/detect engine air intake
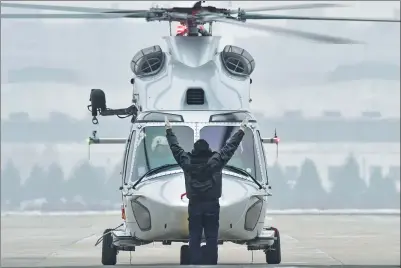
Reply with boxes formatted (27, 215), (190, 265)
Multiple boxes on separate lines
(186, 88), (205, 105)
(220, 45), (255, 77)
(131, 45), (165, 77)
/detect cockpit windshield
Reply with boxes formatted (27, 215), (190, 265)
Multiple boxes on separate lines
(199, 126), (261, 181)
(131, 126), (194, 181)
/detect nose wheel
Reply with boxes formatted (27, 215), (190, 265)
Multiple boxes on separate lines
(180, 245), (190, 265)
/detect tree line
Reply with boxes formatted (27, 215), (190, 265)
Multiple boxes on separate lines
(2, 111), (400, 143)
(1, 154), (399, 211)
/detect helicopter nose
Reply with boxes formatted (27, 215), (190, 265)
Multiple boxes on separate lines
(157, 173), (189, 206)
(220, 173), (254, 205)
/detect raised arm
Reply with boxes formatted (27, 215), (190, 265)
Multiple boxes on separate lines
(207, 118), (249, 170)
(207, 128), (245, 171)
(165, 117), (190, 168)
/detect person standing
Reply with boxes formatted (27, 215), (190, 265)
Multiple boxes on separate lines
(164, 117), (249, 264)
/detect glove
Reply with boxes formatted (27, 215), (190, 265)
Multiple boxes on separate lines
(165, 116), (172, 130)
(240, 117), (249, 131)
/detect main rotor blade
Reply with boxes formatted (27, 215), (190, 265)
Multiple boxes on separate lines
(215, 18), (361, 44)
(0, 13), (145, 19)
(242, 13), (401, 23)
(168, 12), (191, 20)
(0, 2), (144, 13)
(200, 14), (227, 22)
(231, 3), (346, 13)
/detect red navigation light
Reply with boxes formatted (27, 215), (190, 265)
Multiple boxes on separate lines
(121, 205), (126, 220)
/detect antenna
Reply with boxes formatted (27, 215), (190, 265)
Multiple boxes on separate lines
(88, 130), (97, 161)
(274, 128), (279, 160)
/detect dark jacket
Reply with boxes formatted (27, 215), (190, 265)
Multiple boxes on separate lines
(165, 128), (245, 202)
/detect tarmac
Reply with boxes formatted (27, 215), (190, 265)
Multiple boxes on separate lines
(1, 214), (400, 267)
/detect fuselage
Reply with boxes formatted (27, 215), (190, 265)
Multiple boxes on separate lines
(121, 36), (268, 242)
(120, 110), (270, 242)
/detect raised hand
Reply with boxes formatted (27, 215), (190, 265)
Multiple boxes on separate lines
(165, 116), (172, 130)
(240, 117), (249, 131)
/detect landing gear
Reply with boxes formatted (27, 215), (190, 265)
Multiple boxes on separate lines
(101, 229), (117, 265)
(265, 228), (281, 264)
(180, 245), (190, 265)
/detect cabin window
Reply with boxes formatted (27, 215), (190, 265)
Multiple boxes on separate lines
(131, 126), (194, 181)
(122, 130), (135, 184)
(199, 126), (262, 182)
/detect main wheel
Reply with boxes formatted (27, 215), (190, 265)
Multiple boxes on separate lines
(180, 245), (190, 265)
(101, 229), (117, 265)
(265, 227), (281, 264)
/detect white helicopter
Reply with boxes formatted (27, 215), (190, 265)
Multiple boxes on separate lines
(2, 1), (399, 265)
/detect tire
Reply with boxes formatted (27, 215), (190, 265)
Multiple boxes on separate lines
(265, 227), (281, 264)
(101, 229), (117, 265)
(180, 245), (190, 265)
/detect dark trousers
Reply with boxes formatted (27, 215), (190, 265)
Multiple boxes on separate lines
(188, 200), (220, 265)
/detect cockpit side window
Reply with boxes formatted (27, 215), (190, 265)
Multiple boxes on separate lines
(256, 130), (269, 184)
(122, 130), (136, 184)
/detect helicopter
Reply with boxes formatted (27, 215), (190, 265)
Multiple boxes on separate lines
(1, 1), (399, 265)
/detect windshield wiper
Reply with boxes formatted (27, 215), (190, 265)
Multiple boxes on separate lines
(224, 165), (263, 189)
(132, 163), (180, 189)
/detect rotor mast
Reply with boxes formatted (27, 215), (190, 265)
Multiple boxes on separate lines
(187, 1), (204, 36)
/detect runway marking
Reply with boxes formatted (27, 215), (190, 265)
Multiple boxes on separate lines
(365, 215), (401, 222)
(74, 234), (98, 244)
(2, 215), (399, 266)
(70, 232), (98, 245)
(281, 234), (343, 265)
(283, 234), (300, 242)
(312, 235), (379, 238)
(46, 232), (98, 259)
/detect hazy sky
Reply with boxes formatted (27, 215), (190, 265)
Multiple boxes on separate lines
(2, 0), (399, 51)
(1, 1), (399, 200)
(2, 1), (399, 51)
(1, 1), (400, 119)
